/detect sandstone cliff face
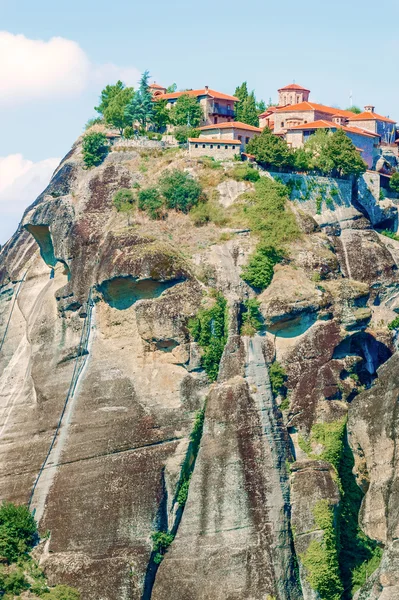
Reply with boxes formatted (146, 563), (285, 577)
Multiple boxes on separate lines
(1, 138), (399, 600)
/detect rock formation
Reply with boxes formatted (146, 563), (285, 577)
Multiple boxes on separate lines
(1, 136), (399, 599)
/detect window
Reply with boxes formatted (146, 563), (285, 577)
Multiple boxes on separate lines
(195, 144), (198, 148)
(238, 135), (242, 141)
(281, 121), (285, 127)
(217, 145), (221, 149)
(202, 144), (206, 148)
(304, 121), (307, 124)
(225, 145), (228, 149)
(232, 146), (236, 149)
(214, 117), (218, 124)
(245, 137), (250, 144)
(227, 104), (231, 110)
(210, 144), (213, 148)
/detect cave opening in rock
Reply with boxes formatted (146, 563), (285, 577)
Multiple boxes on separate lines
(26, 224), (57, 267)
(334, 332), (391, 392)
(265, 310), (318, 338)
(25, 224), (71, 280)
(98, 276), (184, 310)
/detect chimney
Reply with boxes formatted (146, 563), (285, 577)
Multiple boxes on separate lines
(205, 85), (209, 92)
(364, 105), (375, 113)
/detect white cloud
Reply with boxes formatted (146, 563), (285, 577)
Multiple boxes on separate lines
(0, 31), (141, 106)
(0, 154), (60, 245)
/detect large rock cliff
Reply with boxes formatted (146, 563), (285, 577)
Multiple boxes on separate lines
(1, 137), (399, 599)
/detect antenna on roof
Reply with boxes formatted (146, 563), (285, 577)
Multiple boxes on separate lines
(349, 90), (353, 107)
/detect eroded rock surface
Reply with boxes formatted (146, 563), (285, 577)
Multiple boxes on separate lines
(1, 138), (399, 600)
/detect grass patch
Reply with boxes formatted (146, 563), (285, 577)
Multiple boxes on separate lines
(236, 178), (300, 290)
(188, 292), (229, 382)
(379, 230), (399, 242)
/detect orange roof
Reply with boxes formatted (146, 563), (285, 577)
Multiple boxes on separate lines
(347, 111), (396, 124)
(149, 82), (165, 89)
(278, 83), (310, 92)
(276, 101), (354, 118)
(259, 106), (278, 118)
(156, 88), (239, 102)
(199, 121), (261, 132)
(286, 119), (380, 138)
(189, 138), (239, 144)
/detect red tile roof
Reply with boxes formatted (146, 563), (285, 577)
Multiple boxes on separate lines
(259, 106), (278, 118)
(156, 88), (239, 102)
(189, 138), (239, 144)
(199, 121), (262, 132)
(278, 83), (310, 92)
(276, 101), (354, 118)
(286, 119), (380, 138)
(347, 111), (396, 124)
(149, 82), (165, 89)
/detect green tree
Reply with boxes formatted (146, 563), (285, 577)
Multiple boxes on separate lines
(390, 172), (399, 194)
(324, 129), (367, 177)
(293, 147), (311, 171)
(159, 169), (203, 213)
(95, 80), (125, 116)
(82, 132), (109, 168)
(166, 83), (177, 93)
(138, 187), (163, 219)
(169, 94), (203, 127)
(303, 129), (333, 173)
(174, 126), (200, 143)
(257, 99), (267, 114)
(103, 87), (135, 134)
(113, 188), (135, 212)
(152, 99), (170, 131)
(0, 502), (37, 564)
(240, 91), (259, 127)
(246, 127), (293, 169)
(345, 106), (362, 114)
(124, 70), (154, 129)
(234, 82), (249, 121)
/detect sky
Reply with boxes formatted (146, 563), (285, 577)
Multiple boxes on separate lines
(1, 0), (399, 243)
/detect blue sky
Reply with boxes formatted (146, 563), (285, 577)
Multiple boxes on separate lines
(1, 0), (399, 243)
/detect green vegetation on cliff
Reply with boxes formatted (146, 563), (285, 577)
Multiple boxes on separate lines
(176, 408), (205, 507)
(238, 177), (300, 290)
(338, 441), (382, 598)
(269, 361), (288, 398)
(301, 500), (343, 600)
(240, 298), (263, 336)
(188, 292), (228, 381)
(82, 132), (109, 168)
(0, 502), (80, 599)
(299, 420), (382, 598)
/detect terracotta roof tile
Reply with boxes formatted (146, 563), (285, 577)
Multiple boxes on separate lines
(278, 83), (310, 92)
(149, 82), (165, 89)
(347, 111), (396, 124)
(157, 89), (239, 102)
(199, 121), (262, 132)
(286, 119), (380, 138)
(276, 101), (354, 118)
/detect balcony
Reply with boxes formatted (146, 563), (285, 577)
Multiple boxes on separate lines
(210, 104), (235, 118)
